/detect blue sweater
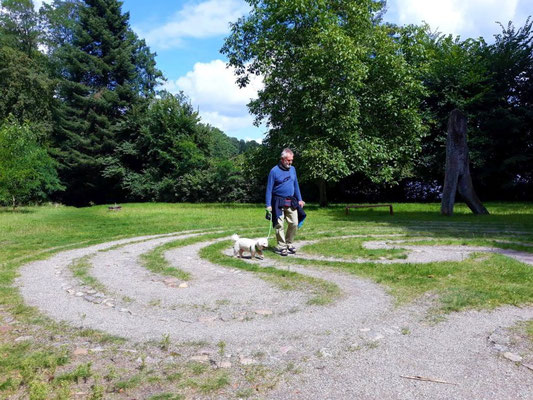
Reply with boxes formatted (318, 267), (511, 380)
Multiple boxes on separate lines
(265, 164), (302, 207)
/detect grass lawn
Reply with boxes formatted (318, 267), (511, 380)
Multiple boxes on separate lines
(1, 201), (532, 399)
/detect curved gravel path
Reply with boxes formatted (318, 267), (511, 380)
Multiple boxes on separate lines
(15, 231), (533, 399)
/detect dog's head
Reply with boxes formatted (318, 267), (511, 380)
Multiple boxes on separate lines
(255, 238), (269, 250)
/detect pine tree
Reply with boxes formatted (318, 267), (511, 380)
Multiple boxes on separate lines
(50, 0), (161, 205)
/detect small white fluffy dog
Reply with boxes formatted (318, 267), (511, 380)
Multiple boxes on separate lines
(232, 234), (268, 260)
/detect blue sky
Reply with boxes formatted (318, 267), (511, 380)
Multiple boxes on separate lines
(36, 0), (532, 142)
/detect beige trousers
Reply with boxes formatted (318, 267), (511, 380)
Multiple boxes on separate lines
(275, 206), (298, 249)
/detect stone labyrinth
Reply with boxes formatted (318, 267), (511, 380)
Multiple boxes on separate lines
(16, 229), (533, 399)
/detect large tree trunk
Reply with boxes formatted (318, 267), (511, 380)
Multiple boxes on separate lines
(317, 178), (328, 207)
(441, 109), (488, 216)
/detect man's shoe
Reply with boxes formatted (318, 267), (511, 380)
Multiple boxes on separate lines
(287, 246), (296, 254)
(279, 248), (288, 256)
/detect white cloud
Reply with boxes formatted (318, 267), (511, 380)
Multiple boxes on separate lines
(141, 0), (249, 49)
(391, 0), (522, 39)
(162, 59), (265, 138)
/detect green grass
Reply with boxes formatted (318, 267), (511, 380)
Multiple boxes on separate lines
(200, 240), (341, 305)
(301, 236), (408, 260)
(0, 341), (70, 398)
(283, 251), (533, 311)
(1, 201), (533, 398)
(139, 231), (237, 280)
(69, 256), (106, 292)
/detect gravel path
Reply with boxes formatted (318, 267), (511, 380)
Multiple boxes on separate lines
(15, 232), (533, 399)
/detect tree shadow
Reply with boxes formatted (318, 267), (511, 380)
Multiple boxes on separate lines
(0, 207), (35, 214)
(323, 203), (533, 239)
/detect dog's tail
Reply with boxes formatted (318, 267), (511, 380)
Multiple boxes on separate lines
(231, 234), (239, 241)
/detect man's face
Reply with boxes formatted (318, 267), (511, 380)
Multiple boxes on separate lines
(281, 154), (294, 169)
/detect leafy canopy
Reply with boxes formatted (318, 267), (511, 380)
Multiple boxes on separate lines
(222, 0), (426, 187)
(0, 119), (63, 208)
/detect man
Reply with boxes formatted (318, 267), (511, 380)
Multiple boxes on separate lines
(265, 148), (306, 256)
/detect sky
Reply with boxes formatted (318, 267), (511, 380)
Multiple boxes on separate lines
(35, 0), (532, 142)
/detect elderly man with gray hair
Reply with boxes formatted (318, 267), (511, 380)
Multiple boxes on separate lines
(265, 148), (306, 256)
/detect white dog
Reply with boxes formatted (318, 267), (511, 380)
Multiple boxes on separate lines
(232, 234), (268, 260)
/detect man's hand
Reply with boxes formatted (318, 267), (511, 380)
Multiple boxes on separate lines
(266, 206), (272, 212)
(299, 200), (305, 208)
(265, 206), (272, 221)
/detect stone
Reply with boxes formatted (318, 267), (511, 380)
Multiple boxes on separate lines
(523, 363), (533, 371)
(89, 347), (105, 353)
(118, 349), (138, 353)
(75, 292), (85, 297)
(190, 355), (209, 363)
(280, 346), (293, 354)
(86, 289), (97, 294)
(319, 348), (332, 357)
(66, 289), (75, 294)
(359, 328), (370, 332)
(163, 278), (180, 287)
(493, 344), (508, 352)
(73, 348), (88, 356)
(178, 282), (189, 288)
(119, 308), (131, 314)
(254, 309), (273, 316)
(371, 333), (384, 341)
(14, 336), (33, 342)
(239, 357), (255, 365)
(503, 352), (523, 362)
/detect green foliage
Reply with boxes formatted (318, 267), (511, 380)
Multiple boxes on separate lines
(104, 91), (256, 202)
(0, 46), (55, 130)
(49, 0), (162, 205)
(0, 1), (55, 132)
(405, 18), (533, 200)
(0, 120), (63, 207)
(222, 0), (426, 202)
(0, 0), (42, 56)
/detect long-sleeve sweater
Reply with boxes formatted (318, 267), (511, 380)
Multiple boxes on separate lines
(265, 164), (302, 207)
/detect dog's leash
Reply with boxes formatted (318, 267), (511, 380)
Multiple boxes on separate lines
(265, 209), (273, 239)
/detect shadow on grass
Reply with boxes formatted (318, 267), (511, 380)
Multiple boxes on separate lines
(320, 203), (533, 238)
(0, 207), (35, 214)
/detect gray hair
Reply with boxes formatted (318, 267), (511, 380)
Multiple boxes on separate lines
(280, 148), (294, 159)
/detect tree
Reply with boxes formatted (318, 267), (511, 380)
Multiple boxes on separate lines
(0, 46), (55, 130)
(48, 0), (162, 205)
(407, 19), (533, 200)
(222, 0), (425, 205)
(0, 119), (63, 208)
(471, 19), (533, 199)
(102, 92), (210, 201)
(0, 0), (41, 56)
(0, 0), (55, 132)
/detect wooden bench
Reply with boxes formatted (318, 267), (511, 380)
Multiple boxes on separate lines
(108, 205), (122, 211)
(345, 204), (393, 215)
